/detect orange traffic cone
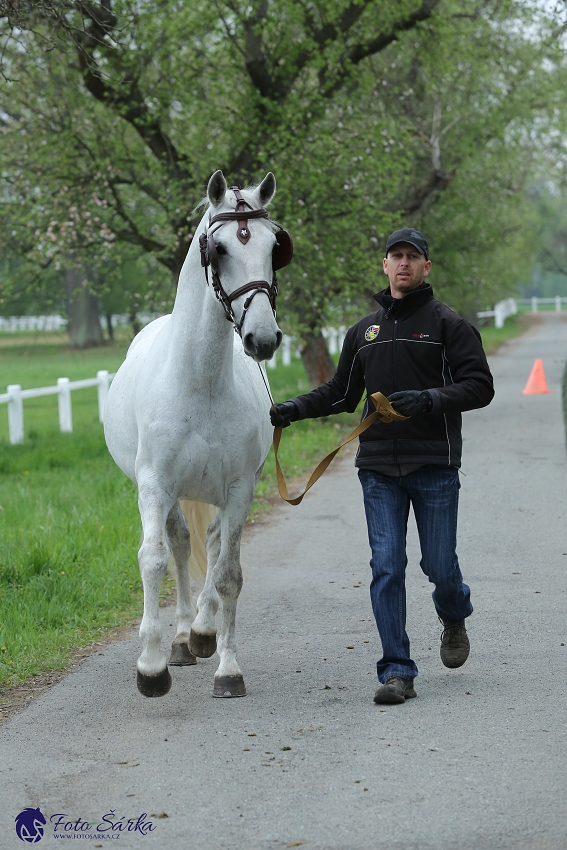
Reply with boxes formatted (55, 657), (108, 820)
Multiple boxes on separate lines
(522, 358), (551, 395)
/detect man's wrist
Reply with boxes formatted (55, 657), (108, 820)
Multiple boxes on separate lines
(420, 390), (433, 413)
(287, 397), (308, 420)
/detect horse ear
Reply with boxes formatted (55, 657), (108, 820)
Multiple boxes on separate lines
(255, 172), (276, 207)
(207, 170), (227, 207)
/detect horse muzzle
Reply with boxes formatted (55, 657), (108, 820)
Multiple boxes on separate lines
(243, 328), (282, 362)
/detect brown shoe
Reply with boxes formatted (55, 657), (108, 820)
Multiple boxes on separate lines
(440, 619), (470, 668)
(373, 677), (417, 705)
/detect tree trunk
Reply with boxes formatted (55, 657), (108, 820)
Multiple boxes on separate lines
(129, 310), (141, 338)
(105, 312), (114, 341)
(300, 331), (336, 388)
(65, 269), (104, 348)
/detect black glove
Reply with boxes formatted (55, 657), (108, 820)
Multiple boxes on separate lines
(388, 390), (432, 417)
(270, 401), (300, 428)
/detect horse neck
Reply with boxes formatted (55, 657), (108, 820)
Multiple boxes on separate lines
(170, 234), (235, 391)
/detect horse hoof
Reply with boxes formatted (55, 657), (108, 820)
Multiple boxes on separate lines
(189, 629), (217, 658)
(169, 641), (197, 666)
(136, 667), (172, 698)
(213, 675), (246, 698)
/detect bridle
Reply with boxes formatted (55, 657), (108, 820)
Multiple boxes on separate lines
(199, 186), (293, 336)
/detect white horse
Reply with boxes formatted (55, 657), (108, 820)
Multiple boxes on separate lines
(104, 170), (291, 698)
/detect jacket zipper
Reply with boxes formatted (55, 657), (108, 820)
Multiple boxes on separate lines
(392, 317), (398, 464)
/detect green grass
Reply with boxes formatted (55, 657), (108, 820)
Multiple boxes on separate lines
(0, 312), (525, 689)
(478, 313), (527, 354)
(0, 425), (142, 687)
(0, 338), (357, 688)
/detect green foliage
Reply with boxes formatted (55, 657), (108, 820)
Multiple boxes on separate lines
(0, 0), (563, 332)
(476, 313), (525, 354)
(526, 180), (567, 297)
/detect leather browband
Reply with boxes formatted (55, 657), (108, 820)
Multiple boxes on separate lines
(226, 281), (272, 306)
(208, 208), (269, 226)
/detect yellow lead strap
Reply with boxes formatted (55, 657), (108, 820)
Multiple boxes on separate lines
(273, 392), (408, 506)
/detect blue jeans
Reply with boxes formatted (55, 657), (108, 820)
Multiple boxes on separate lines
(358, 466), (473, 683)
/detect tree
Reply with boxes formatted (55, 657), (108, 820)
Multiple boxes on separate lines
(0, 1), (563, 374)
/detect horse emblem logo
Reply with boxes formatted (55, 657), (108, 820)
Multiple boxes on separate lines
(15, 808), (46, 843)
(364, 325), (380, 341)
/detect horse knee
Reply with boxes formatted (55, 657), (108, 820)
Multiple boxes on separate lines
(138, 539), (169, 578)
(214, 571), (243, 600)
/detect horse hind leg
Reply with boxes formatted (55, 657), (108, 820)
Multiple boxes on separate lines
(166, 502), (197, 667)
(190, 510), (221, 659)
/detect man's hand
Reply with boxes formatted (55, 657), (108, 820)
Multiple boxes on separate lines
(270, 401), (300, 428)
(388, 390), (432, 417)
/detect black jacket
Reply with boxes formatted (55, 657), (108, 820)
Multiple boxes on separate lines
(291, 283), (494, 469)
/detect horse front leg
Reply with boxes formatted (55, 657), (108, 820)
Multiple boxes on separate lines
(211, 478), (255, 698)
(136, 482), (174, 697)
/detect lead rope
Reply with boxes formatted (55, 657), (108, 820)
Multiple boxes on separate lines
(257, 361), (275, 407)
(257, 362), (408, 506)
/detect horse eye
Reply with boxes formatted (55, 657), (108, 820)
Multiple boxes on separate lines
(216, 244), (227, 256)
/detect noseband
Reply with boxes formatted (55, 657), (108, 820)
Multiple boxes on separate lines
(199, 186), (293, 336)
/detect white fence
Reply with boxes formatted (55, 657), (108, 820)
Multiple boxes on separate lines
(0, 371), (113, 445)
(476, 298), (517, 329)
(108, 313), (163, 328)
(517, 296), (567, 313)
(0, 314), (68, 333)
(266, 328), (346, 369)
(0, 313), (164, 334)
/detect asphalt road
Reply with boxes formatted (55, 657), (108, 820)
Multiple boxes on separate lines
(2, 314), (567, 850)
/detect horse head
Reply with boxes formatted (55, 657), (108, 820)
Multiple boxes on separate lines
(204, 170), (285, 362)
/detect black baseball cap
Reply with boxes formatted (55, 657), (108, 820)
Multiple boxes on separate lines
(385, 228), (429, 259)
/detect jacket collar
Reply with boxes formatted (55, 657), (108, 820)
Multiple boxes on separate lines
(373, 281), (433, 319)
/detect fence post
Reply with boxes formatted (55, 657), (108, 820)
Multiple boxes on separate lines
(7, 384), (24, 445)
(531, 297), (538, 314)
(327, 328), (338, 355)
(555, 295), (562, 313)
(57, 377), (73, 433)
(282, 335), (292, 366)
(97, 370), (111, 423)
(494, 303), (504, 328)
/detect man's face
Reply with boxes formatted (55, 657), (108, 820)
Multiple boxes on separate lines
(383, 242), (431, 298)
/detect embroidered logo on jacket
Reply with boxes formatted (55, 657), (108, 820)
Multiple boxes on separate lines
(412, 333), (430, 339)
(364, 325), (381, 341)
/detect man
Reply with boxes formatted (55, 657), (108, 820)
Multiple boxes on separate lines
(270, 228), (494, 705)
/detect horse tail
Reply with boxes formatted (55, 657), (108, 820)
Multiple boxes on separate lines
(179, 500), (217, 589)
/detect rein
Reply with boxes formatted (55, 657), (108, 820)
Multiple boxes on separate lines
(270, 392), (408, 506)
(199, 187), (292, 336)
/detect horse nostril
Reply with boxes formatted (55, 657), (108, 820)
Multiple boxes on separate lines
(275, 330), (283, 350)
(244, 333), (256, 356)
